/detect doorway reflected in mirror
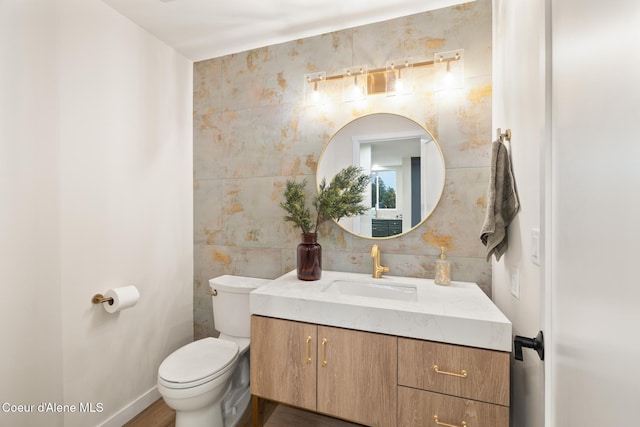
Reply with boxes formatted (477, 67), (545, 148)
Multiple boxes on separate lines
(317, 113), (445, 239)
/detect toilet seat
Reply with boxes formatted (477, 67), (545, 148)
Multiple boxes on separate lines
(158, 338), (239, 390)
(218, 334), (250, 354)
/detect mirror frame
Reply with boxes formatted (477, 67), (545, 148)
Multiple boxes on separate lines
(317, 113), (445, 240)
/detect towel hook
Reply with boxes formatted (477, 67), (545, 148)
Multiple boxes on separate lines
(497, 128), (512, 142)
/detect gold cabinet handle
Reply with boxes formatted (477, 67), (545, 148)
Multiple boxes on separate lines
(433, 365), (467, 378)
(321, 338), (328, 367)
(433, 415), (467, 427)
(305, 336), (312, 364)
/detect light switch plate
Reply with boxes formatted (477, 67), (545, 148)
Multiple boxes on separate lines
(531, 228), (540, 265)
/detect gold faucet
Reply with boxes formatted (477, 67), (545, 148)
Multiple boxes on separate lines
(370, 244), (390, 278)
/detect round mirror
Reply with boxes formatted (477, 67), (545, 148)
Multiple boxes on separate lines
(317, 113), (445, 239)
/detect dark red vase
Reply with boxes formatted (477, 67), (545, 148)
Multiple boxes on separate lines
(297, 233), (322, 281)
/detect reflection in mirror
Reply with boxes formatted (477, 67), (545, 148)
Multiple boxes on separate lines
(317, 113), (445, 239)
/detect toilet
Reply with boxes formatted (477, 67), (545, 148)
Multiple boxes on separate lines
(157, 275), (269, 427)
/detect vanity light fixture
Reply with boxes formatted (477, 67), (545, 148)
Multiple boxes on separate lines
(304, 71), (327, 106)
(343, 65), (368, 103)
(303, 49), (463, 103)
(386, 58), (413, 97)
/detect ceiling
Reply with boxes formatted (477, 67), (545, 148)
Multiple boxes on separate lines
(101, 0), (474, 61)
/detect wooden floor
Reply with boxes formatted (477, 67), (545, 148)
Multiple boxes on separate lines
(123, 398), (176, 427)
(124, 398), (363, 427)
(262, 404), (364, 427)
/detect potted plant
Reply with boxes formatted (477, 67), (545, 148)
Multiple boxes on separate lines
(281, 165), (370, 280)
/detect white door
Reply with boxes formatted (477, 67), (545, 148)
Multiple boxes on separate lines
(550, 0), (640, 425)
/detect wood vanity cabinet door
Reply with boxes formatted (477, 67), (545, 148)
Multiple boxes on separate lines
(250, 316), (317, 411)
(398, 337), (510, 406)
(317, 326), (398, 427)
(398, 387), (509, 427)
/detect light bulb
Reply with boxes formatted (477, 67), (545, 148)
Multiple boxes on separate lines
(443, 71), (453, 87)
(352, 75), (362, 98)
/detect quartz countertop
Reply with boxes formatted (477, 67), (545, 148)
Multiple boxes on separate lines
(250, 270), (512, 352)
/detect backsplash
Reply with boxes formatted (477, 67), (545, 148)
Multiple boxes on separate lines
(193, 0), (492, 338)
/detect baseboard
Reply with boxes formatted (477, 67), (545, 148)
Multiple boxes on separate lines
(98, 386), (160, 427)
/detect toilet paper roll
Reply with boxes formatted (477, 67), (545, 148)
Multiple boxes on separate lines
(102, 285), (140, 314)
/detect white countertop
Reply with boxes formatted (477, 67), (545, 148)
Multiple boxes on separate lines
(250, 270), (512, 352)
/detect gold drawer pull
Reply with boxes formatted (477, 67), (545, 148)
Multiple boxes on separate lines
(321, 338), (328, 367)
(305, 336), (312, 364)
(434, 415), (467, 427)
(433, 365), (468, 378)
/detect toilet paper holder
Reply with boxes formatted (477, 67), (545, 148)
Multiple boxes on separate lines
(91, 286), (140, 313)
(91, 294), (114, 305)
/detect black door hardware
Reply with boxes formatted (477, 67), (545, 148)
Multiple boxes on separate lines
(514, 331), (544, 361)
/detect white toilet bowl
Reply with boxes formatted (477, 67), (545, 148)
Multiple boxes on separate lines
(158, 337), (239, 426)
(157, 275), (270, 427)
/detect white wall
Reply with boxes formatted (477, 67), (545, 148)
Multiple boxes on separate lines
(1, 0), (193, 426)
(492, 1), (546, 426)
(551, 0), (640, 425)
(0, 1), (64, 425)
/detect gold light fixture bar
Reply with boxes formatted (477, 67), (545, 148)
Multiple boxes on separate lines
(306, 53), (461, 95)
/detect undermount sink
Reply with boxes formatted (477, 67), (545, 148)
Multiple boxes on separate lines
(322, 279), (418, 301)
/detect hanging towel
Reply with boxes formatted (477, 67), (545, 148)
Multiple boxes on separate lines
(480, 139), (520, 262)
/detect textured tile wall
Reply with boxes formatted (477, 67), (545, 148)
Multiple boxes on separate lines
(193, 0), (493, 338)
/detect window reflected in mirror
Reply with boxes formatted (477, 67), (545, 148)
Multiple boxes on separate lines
(371, 170), (397, 210)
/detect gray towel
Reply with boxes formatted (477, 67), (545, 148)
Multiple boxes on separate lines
(480, 139), (520, 262)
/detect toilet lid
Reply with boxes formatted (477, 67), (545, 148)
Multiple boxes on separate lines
(158, 337), (239, 386)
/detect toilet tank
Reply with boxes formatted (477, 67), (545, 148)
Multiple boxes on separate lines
(209, 275), (270, 338)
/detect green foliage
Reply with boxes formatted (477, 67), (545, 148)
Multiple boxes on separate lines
(281, 165), (370, 234)
(315, 166), (370, 228)
(281, 179), (313, 234)
(371, 177), (396, 208)
(381, 187), (396, 208)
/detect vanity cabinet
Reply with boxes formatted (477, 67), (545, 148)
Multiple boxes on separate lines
(251, 316), (510, 427)
(371, 219), (403, 237)
(250, 315), (397, 426)
(397, 338), (510, 427)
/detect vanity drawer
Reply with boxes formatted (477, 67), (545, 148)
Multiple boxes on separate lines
(388, 220), (402, 235)
(398, 338), (509, 406)
(398, 387), (509, 427)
